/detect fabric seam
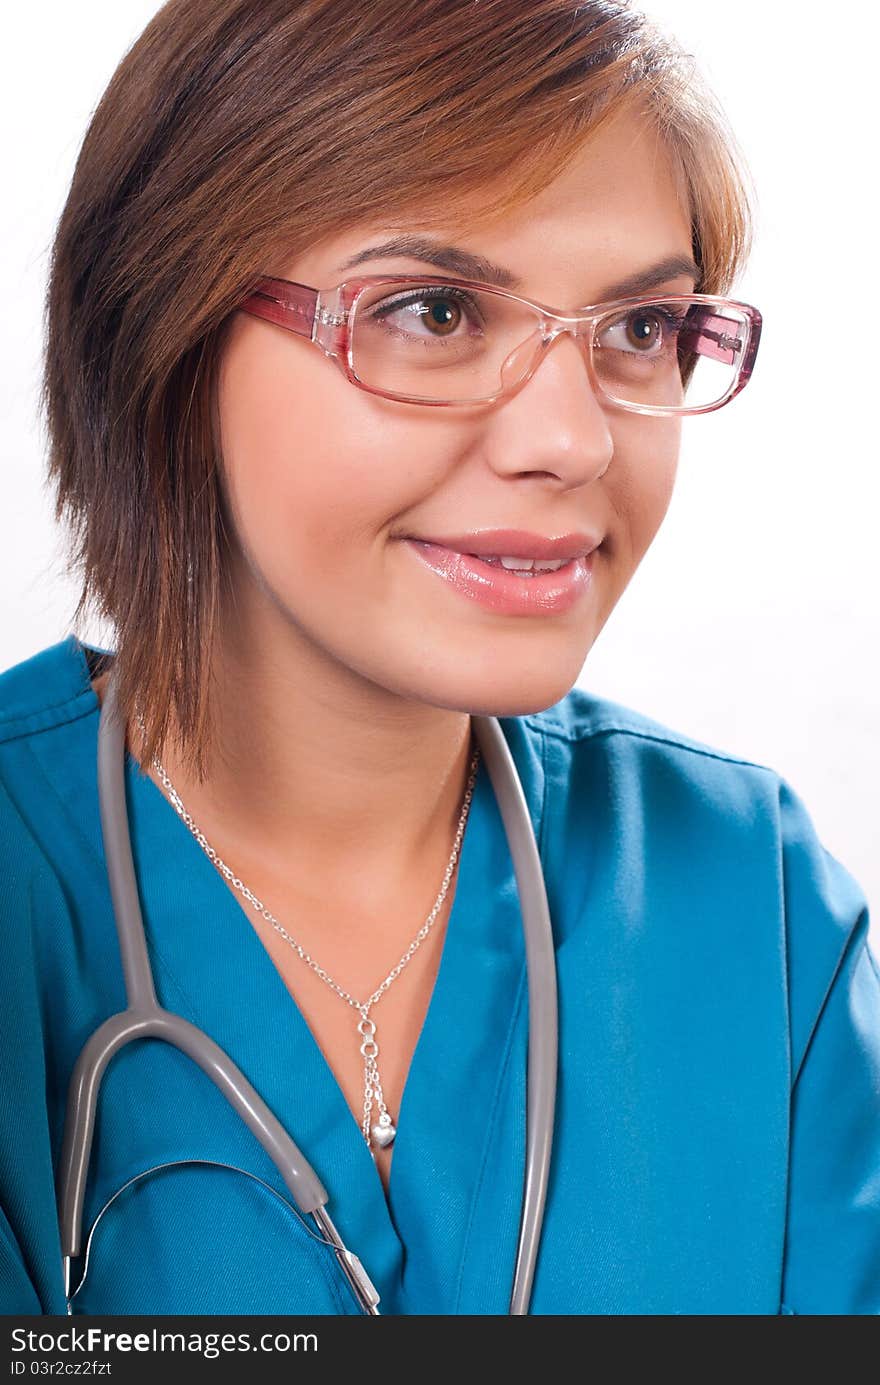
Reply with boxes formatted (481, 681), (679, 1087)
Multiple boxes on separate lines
(791, 904), (871, 1092)
(0, 698), (97, 746)
(531, 717), (779, 774)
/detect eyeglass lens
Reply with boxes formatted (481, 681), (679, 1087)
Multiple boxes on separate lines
(350, 281), (749, 410)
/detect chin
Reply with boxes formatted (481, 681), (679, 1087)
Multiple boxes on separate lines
(414, 670), (582, 721)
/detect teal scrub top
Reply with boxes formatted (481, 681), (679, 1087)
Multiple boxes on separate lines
(0, 633), (878, 1316)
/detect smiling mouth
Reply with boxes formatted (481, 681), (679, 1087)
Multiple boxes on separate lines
(400, 533), (603, 572)
(450, 552), (572, 575)
(402, 538), (596, 614)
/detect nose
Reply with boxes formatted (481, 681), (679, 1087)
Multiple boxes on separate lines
(489, 328), (614, 487)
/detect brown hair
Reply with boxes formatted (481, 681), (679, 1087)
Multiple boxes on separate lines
(42, 0), (756, 782)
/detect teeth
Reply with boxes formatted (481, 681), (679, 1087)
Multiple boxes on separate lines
(474, 555), (569, 571)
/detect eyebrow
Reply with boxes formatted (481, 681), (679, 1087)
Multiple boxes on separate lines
(335, 234), (700, 302)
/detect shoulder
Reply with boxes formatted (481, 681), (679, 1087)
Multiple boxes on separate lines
(520, 684), (872, 1081)
(524, 680), (775, 767)
(0, 632), (100, 746)
(0, 630), (104, 863)
(521, 682), (860, 895)
(504, 682), (785, 898)
(0, 632), (100, 931)
(520, 681), (781, 822)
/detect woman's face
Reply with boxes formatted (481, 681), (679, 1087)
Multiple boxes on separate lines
(215, 105), (695, 717)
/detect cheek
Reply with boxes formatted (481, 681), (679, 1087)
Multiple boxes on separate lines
(214, 324), (473, 612)
(215, 325), (429, 566)
(611, 417), (681, 560)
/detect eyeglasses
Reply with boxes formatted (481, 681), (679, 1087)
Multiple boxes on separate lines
(236, 272), (762, 416)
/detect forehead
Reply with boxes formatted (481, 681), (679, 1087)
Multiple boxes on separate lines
(287, 104), (694, 301)
(445, 105), (693, 266)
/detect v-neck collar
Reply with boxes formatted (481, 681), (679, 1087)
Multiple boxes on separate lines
(68, 635), (543, 1314)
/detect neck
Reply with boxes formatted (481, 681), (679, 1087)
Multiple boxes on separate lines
(135, 573), (476, 903)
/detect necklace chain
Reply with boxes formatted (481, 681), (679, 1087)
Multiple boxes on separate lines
(134, 708), (480, 1155)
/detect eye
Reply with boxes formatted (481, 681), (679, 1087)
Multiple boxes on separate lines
(365, 286), (486, 341)
(596, 305), (685, 356)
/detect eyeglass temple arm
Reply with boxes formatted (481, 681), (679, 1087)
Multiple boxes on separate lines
(237, 276), (319, 338)
(679, 305), (762, 382)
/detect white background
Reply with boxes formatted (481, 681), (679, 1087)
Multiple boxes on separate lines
(2, 3), (877, 939)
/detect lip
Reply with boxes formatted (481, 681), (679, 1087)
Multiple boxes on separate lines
(402, 538), (597, 616)
(403, 529), (601, 561)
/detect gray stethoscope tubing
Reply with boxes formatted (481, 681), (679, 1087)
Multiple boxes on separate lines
(57, 664), (558, 1315)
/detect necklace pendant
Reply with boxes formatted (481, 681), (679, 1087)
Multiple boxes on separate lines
(371, 1113), (397, 1149)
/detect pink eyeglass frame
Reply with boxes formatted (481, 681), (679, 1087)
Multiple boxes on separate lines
(236, 272), (763, 417)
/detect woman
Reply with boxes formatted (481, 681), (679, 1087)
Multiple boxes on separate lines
(1, 0), (877, 1316)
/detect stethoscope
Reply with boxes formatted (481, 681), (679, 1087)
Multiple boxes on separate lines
(57, 664), (558, 1315)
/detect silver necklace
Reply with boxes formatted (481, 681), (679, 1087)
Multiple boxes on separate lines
(134, 709), (480, 1156)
